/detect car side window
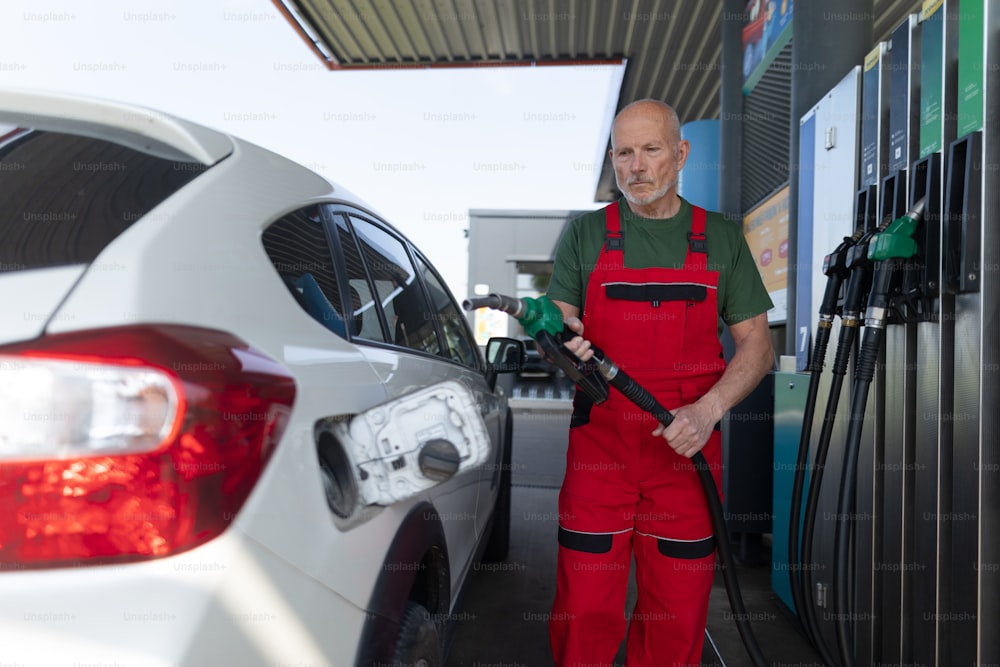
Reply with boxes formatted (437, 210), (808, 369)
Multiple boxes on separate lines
(347, 215), (441, 356)
(261, 206), (352, 338)
(331, 215), (389, 343)
(414, 254), (479, 368)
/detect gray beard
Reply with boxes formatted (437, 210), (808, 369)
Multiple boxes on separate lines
(619, 178), (676, 208)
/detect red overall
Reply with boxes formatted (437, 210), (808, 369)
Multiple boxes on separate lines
(549, 202), (726, 667)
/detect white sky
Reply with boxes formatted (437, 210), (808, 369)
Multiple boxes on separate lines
(0, 0), (625, 300)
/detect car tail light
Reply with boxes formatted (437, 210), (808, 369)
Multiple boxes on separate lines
(0, 325), (295, 568)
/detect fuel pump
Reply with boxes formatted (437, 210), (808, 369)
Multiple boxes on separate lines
(831, 198), (924, 667)
(462, 294), (769, 667)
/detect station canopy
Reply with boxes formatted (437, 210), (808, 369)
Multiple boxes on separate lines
(274, 0), (921, 202)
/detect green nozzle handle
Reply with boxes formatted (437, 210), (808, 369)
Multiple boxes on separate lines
(868, 197), (925, 261)
(517, 295), (565, 338)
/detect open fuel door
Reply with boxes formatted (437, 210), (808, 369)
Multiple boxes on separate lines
(332, 380), (491, 506)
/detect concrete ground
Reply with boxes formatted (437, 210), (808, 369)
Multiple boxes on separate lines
(446, 400), (823, 667)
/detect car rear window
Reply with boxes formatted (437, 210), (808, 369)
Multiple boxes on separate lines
(0, 129), (208, 272)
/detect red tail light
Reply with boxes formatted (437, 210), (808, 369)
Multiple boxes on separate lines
(0, 325), (295, 568)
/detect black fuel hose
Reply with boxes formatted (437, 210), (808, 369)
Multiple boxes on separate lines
(591, 352), (770, 667)
(798, 259), (873, 667)
(832, 258), (897, 667)
(788, 228), (863, 660)
(831, 335), (876, 667)
(788, 319), (833, 647)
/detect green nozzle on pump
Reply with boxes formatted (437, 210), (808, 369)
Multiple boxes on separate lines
(868, 197), (925, 261)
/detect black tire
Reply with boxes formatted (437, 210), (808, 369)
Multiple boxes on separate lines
(392, 601), (441, 667)
(482, 409), (513, 562)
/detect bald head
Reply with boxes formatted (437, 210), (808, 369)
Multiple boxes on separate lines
(609, 99), (689, 217)
(611, 99), (682, 152)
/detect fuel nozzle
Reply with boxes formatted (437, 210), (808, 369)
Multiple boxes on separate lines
(864, 197), (926, 329)
(868, 197), (925, 263)
(819, 226), (867, 321)
(462, 293), (609, 404)
(462, 293), (564, 337)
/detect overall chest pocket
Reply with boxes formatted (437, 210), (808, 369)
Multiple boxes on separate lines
(601, 282), (707, 372)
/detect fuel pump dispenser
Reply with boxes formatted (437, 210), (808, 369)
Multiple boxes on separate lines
(780, 4), (997, 665)
(462, 294), (770, 667)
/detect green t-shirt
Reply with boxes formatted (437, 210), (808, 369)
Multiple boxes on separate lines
(548, 197), (774, 327)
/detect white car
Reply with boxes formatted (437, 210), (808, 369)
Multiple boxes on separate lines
(0, 88), (523, 667)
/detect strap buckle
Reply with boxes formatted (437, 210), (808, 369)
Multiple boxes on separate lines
(687, 231), (708, 254)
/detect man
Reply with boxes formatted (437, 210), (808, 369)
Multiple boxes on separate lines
(546, 99), (774, 666)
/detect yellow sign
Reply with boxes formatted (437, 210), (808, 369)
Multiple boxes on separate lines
(744, 184), (789, 322)
(921, 0), (943, 21)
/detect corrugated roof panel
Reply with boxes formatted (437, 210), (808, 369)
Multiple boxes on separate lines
(685, 39), (723, 121)
(331, 0), (385, 61)
(392, 1), (435, 59)
(410, 0), (455, 61)
(447, 1), (484, 57)
(435, 0), (475, 61)
(475, 0), (508, 60)
(599, 0), (623, 57)
(673, 4), (722, 111)
(376, 1), (423, 60)
(295, 0), (359, 62)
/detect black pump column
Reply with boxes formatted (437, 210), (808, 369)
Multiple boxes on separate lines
(876, 14), (922, 667)
(910, 2), (958, 665)
(945, 1), (998, 664)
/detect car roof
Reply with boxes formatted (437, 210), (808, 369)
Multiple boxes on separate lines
(0, 87), (233, 165)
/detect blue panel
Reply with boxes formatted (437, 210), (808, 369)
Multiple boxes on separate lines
(888, 19), (912, 173)
(795, 115), (816, 371)
(772, 371), (811, 614)
(679, 119), (720, 211)
(860, 54), (881, 187)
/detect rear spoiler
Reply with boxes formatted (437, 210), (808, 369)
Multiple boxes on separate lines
(0, 88), (233, 165)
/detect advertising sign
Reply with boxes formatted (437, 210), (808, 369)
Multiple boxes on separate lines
(744, 184), (790, 324)
(743, 0), (793, 94)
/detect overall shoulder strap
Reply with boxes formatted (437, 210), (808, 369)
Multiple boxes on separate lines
(684, 205), (708, 270)
(600, 201), (625, 269)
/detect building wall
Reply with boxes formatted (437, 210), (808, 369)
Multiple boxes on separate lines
(466, 209), (588, 341)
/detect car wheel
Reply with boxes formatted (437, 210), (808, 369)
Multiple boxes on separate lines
(393, 601), (441, 667)
(482, 409), (513, 562)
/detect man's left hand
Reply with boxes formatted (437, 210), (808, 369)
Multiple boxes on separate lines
(651, 400), (719, 458)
